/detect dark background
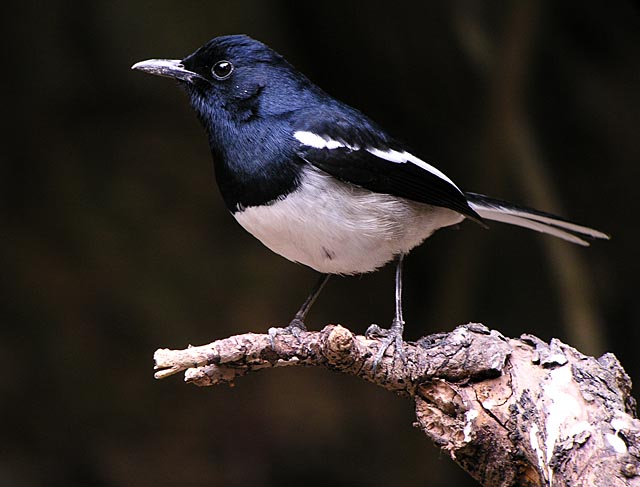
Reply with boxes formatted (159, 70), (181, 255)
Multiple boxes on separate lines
(3, 1), (639, 486)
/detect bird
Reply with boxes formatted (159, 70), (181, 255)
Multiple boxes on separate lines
(132, 34), (608, 369)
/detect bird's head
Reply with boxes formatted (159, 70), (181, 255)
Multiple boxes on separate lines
(132, 35), (316, 126)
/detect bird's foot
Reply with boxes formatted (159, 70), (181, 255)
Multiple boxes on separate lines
(365, 320), (406, 373)
(268, 316), (307, 350)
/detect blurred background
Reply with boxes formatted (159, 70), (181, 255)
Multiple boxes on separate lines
(2, 0), (639, 485)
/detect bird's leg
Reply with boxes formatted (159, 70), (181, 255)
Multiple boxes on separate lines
(366, 254), (407, 372)
(269, 273), (330, 347)
(289, 273), (331, 330)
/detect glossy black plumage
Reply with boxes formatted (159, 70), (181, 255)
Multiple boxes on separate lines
(154, 35), (475, 220)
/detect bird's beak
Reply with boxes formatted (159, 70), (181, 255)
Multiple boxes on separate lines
(131, 59), (200, 83)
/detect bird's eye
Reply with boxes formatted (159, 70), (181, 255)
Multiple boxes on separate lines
(211, 60), (234, 80)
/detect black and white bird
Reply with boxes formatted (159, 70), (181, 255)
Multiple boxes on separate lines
(132, 35), (608, 366)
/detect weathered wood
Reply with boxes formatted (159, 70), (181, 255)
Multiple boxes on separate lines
(154, 323), (640, 486)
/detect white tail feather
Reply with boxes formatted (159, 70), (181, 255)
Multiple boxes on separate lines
(470, 207), (589, 246)
(467, 193), (609, 246)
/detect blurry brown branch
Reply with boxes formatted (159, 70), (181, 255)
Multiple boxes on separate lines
(155, 324), (640, 486)
(454, 0), (606, 355)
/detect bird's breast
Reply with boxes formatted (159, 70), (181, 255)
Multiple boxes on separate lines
(232, 167), (464, 274)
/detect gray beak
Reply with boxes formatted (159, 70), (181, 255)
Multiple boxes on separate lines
(131, 59), (200, 83)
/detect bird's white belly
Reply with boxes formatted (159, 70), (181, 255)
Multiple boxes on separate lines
(233, 168), (464, 274)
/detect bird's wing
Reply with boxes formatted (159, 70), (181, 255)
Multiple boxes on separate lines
(293, 128), (481, 222)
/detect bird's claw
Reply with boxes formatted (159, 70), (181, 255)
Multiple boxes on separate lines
(269, 317), (307, 350)
(365, 323), (385, 338)
(366, 320), (406, 373)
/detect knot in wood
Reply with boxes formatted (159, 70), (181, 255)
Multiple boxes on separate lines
(622, 463), (638, 478)
(324, 325), (355, 364)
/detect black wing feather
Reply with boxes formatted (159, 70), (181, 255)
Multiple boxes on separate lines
(298, 145), (481, 222)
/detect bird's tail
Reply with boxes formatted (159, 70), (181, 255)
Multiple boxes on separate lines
(465, 192), (610, 246)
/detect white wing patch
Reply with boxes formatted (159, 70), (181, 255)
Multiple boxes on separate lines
(366, 147), (461, 191)
(293, 130), (461, 192)
(293, 131), (357, 150)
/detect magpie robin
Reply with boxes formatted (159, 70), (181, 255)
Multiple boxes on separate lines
(132, 35), (608, 368)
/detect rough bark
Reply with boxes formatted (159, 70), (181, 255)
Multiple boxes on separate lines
(154, 323), (640, 486)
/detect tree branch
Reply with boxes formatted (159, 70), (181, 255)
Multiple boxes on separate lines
(154, 323), (640, 486)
